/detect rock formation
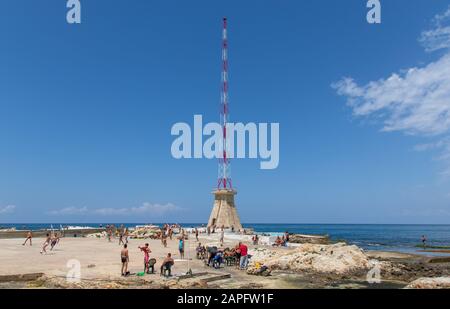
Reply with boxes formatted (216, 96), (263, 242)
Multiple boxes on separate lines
(247, 243), (370, 275)
(289, 234), (329, 244)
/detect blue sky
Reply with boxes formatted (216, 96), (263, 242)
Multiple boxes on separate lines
(1, 0), (450, 224)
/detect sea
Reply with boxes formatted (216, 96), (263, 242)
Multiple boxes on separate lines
(1, 223), (449, 256)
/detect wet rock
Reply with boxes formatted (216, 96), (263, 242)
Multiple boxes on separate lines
(289, 234), (329, 244)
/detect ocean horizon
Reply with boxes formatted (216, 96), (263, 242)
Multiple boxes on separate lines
(2, 223), (449, 256)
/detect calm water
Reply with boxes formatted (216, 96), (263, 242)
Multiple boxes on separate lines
(1, 223), (449, 255)
(247, 224), (450, 255)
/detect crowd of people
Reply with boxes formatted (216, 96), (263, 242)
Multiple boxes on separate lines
(196, 241), (249, 270)
(273, 232), (290, 247)
(105, 224), (130, 244)
(19, 224), (305, 278)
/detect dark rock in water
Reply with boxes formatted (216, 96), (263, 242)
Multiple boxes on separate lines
(289, 234), (329, 244)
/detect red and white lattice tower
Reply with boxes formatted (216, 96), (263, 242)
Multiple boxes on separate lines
(218, 17), (232, 190)
(207, 18), (242, 231)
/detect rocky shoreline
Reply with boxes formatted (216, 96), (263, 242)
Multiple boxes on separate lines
(244, 243), (450, 288)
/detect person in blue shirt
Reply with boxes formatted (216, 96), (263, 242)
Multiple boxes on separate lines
(179, 237), (185, 259)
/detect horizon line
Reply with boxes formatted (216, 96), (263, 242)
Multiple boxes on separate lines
(1, 222), (450, 226)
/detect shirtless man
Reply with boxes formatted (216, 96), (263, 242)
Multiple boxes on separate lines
(121, 244), (129, 276)
(40, 233), (51, 254)
(160, 253), (175, 276)
(138, 243), (152, 274)
(22, 230), (32, 246)
(169, 227), (173, 241)
(50, 233), (60, 250)
(118, 231), (124, 246)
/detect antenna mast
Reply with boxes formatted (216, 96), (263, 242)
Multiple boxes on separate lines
(218, 17), (232, 190)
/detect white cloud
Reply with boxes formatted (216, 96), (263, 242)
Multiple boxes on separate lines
(48, 203), (180, 217)
(48, 206), (88, 216)
(94, 203), (179, 216)
(0, 205), (16, 214)
(420, 5), (450, 52)
(332, 55), (450, 136)
(333, 6), (450, 176)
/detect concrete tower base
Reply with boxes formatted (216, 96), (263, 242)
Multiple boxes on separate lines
(207, 189), (242, 231)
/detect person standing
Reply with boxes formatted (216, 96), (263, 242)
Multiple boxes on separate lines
(118, 230), (124, 246)
(121, 244), (129, 276)
(22, 230), (32, 246)
(178, 237), (185, 259)
(162, 231), (168, 248)
(220, 227), (225, 247)
(195, 228), (199, 241)
(421, 235), (427, 248)
(124, 228), (129, 244)
(238, 242), (248, 270)
(107, 227), (112, 242)
(138, 243), (151, 274)
(169, 227), (173, 241)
